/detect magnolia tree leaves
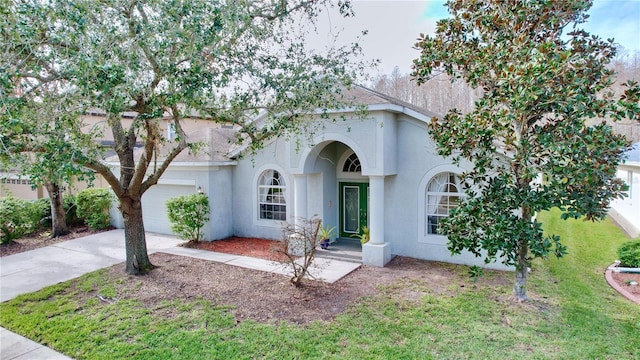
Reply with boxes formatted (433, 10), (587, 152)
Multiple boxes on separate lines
(412, 0), (640, 300)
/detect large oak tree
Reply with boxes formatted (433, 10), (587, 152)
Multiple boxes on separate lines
(1, 0), (369, 274)
(412, 0), (640, 301)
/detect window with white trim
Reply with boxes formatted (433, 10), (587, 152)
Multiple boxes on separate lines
(258, 170), (286, 221)
(167, 122), (177, 140)
(426, 172), (463, 235)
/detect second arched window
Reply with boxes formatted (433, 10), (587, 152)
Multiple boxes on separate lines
(426, 172), (462, 235)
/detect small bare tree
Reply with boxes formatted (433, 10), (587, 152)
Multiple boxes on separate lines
(276, 217), (323, 287)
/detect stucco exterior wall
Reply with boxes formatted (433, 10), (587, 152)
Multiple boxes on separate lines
(383, 114), (509, 270)
(232, 138), (292, 240)
(229, 110), (510, 270)
(206, 166), (234, 240)
(314, 143), (342, 236)
(609, 162), (640, 238)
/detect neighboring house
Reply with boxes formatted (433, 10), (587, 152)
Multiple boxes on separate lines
(0, 110), (215, 199)
(0, 170), (42, 200)
(108, 86), (508, 270)
(609, 142), (640, 238)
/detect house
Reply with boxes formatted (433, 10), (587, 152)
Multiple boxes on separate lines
(609, 142), (640, 238)
(107, 86), (509, 270)
(0, 109), (220, 199)
(0, 172), (44, 200)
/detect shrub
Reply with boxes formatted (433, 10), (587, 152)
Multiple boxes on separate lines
(166, 193), (210, 242)
(63, 194), (83, 226)
(23, 199), (47, 232)
(33, 197), (52, 228)
(617, 241), (640, 268)
(76, 188), (114, 230)
(0, 196), (44, 243)
(33, 195), (82, 229)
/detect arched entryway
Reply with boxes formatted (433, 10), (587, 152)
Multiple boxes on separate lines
(293, 135), (392, 267)
(296, 141), (367, 261)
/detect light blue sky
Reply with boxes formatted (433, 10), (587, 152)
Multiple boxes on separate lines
(325, 0), (640, 75)
(584, 0), (640, 53)
(423, 0), (640, 50)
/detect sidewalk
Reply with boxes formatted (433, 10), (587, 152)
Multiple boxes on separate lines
(0, 230), (360, 359)
(162, 245), (361, 283)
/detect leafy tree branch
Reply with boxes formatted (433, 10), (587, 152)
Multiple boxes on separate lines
(412, 0), (640, 301)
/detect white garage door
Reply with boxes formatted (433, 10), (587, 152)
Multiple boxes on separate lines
(142, 184), (196, 235)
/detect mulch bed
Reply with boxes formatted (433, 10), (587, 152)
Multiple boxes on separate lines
(0, 226), (640, 308)
(610, 271), (640, 297)
(184, 236), (291, 262)
(105, 253), (486, 324)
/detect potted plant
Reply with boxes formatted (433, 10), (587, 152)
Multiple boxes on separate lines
(351, 226), (369, 244)
(318, 223), (336, 250)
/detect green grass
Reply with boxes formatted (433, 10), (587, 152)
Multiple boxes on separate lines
(1, 209), (639, 359)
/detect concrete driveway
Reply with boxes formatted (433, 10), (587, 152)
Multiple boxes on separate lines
(0, 230), (183, 359)
(0, 230), (184, 303)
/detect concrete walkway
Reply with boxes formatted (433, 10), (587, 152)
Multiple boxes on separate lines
(162, 245), (361, 283)
(0, 229), (360, 359)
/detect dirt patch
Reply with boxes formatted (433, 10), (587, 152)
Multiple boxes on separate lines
(5, 233), (512, 324)
(4, 230), (633, 319)
(611, 271), (640, 298)
(0, 226), (114, 257)
(185, 238), (640, 304)
(96, 253), (510, 325)
(185, 236), (290, 262)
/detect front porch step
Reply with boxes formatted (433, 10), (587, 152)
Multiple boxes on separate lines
(315, 250), (362, 263)
(314, 238), (362, 263)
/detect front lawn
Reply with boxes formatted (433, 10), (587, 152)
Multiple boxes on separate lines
(1, 209), (638, 359)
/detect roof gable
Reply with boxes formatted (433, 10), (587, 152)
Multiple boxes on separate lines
(105, 85), (440, 164)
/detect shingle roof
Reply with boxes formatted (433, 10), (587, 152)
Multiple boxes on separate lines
(105, 85), (439, 164)
(344, 85), (441, 118)
(104, 127), (238, 164)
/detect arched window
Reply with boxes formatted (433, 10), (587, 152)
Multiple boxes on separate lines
(342, 153), (361, 172)
(258, 170), (286, 221)
(426, 172), (463, 235)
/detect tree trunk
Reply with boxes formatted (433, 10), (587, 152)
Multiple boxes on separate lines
(45, 182), (70, 237)
(513, 256), (528, 302)
(120, 196), (154, 275)
(514, 219), (531, 302)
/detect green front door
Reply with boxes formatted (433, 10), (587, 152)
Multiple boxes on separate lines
(339, 182), (369, 238)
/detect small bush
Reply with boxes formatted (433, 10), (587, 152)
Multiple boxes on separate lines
(166, 193), (210, 242)
(76, 188), (114, 230)
(35, 195), (82, 229)
(33, 197), (52, 227)
(63, 194), (83, 226)
(617, 241), (640, 268)
(24, 199), (47, 231)
(0, 196), (45, 243)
